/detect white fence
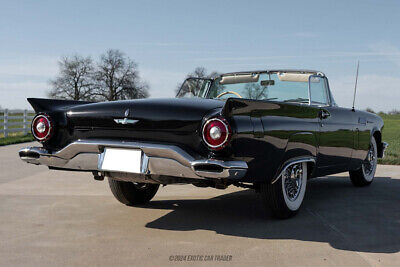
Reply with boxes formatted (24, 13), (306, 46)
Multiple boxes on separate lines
(0, 109), (35, 138)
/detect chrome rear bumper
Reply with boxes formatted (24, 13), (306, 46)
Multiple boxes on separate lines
(19, 140), (248, 180)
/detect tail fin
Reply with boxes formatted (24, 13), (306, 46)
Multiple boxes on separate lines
(222, 98), (282, 117)
(27, 98), (93, 113)
(222, 98), (250, 117)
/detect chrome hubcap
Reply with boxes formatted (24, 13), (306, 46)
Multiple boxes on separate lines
(283, 163), (303, 201)
(363, 145), (376, 176)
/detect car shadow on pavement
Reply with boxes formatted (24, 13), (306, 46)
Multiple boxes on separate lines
(143, 176), (400, 253)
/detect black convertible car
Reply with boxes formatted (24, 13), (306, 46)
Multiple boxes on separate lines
(19, 69), (387, 218)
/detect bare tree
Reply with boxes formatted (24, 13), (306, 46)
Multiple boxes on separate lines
(244, 84), (269, 100)
(93, 49), (149, 101)
(187, 67), (220, 79)
(48, 55), (94, 101)
(176, 67), (220, 95)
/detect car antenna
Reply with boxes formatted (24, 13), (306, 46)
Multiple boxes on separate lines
(352, 61), (360, 112)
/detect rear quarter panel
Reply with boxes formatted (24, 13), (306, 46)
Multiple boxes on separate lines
(351, 110), (384, 168)
(224, 99), (319, 183)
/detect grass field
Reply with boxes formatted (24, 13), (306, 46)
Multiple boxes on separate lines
(0, 133), (34, 146)
(1, 113), (399, 164)
(379, 114), (400, 165)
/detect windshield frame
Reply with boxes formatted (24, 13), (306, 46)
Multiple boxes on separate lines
(204, 71), (332, 107)
(176, 70), (334, 107)
(308, 74), (332, 107)
(176, 77), (213, 98)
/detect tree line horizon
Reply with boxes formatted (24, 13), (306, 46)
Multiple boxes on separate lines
(48, 49), (219, 102)
(47, 50), (399, 115)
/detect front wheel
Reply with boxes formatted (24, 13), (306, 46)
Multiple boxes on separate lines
(349, 137), (378, 187)
(108, 178), (159, 206)
(260, 162), (307, 219)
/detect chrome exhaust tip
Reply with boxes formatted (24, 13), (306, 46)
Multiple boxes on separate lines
(19, 147), (40, 159)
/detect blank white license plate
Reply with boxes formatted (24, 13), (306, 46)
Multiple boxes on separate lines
(99, 148), (142, 173)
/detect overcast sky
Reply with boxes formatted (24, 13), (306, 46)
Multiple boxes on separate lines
(1, 0), (399, 112)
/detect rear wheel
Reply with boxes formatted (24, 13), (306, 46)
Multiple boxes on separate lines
(108, 178), (159, 205)
(349, 137), (377, 187)
(260, 162), (307, 219)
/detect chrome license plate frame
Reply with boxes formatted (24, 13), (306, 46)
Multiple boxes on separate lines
(98, 147), (142, 173)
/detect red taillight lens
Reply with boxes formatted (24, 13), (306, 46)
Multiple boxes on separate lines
(202, 117), (231, 150)
(31, 114), (53, 142)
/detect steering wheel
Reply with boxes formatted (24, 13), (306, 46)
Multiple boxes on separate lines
(216, 91), (243, 99)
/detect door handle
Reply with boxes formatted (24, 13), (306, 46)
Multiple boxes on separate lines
(319, 110), (330, 119)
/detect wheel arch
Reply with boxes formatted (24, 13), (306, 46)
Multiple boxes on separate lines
(271, 156), (316, 184)
(371, 129), (383, 158)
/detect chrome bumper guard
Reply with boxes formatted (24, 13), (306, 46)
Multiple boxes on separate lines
(19, 140), (248, 180)
(381, 142), (389, 158)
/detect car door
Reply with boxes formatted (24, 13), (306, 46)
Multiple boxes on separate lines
(309, 75), (356, 175)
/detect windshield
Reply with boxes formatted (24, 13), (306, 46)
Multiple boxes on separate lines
(177, 71), (330, 106)
(209, 72), (312, 103)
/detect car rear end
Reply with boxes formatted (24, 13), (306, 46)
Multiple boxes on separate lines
(19, 98), (248, 187)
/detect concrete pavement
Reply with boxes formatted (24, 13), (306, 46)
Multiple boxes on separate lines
(0, 142), (399, 266)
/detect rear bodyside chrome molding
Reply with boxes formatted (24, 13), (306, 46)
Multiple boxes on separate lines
(19, 139), (248, 181)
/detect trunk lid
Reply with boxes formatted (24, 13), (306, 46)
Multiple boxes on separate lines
(67, 98), (224, 129)
(65, 98), (224, 154)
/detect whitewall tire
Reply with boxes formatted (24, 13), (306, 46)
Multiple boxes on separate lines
(349, 137), (378, 186)
(260, 162), (308, 219)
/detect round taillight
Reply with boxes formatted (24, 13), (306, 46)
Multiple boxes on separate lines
(31, 114), (53, 142)
(202, 117), (231, 150)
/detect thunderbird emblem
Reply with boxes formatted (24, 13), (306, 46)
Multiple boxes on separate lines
(114, 109), (138, 125)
